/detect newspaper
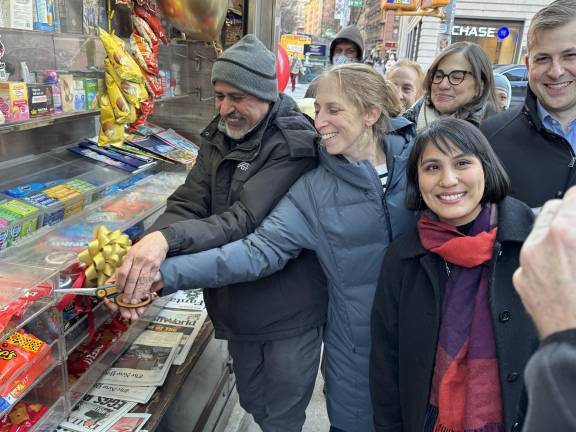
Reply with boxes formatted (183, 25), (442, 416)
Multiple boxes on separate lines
(164, 289), (205, 311)
(98, 331), (182, 387)
(59, 395), (136, 432)
(148, 308), (208, 365)
(107, 413), (151, 432)
(88, 382), (157, 404)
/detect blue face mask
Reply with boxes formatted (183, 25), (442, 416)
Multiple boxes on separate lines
(333, 55), (356, 65)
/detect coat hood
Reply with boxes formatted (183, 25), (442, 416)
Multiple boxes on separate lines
(329, 25), (364, 64)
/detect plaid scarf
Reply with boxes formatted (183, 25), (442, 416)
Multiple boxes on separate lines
(418, 206), (504, 432)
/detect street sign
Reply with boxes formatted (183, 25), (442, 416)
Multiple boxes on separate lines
(304, 44), (327, 57)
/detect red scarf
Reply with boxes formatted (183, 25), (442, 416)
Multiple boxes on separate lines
(418, 207), (504, 432)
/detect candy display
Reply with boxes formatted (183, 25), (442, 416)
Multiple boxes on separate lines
(0, 278), (52, 335)
(67, 318), (127, 381)
(0, 331), (53, 412)
(0, 82), (30, 123)
(0, 401), (49, 431)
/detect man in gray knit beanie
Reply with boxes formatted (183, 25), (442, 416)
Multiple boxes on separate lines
(115, 33), (325, 432)
(211, 34), (279, 139)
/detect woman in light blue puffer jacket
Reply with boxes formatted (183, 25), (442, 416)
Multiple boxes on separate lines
(158, 64), (416, 432)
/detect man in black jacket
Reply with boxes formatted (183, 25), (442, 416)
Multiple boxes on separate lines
(114, 35), (327, 431)
(481, 0), (576, 211)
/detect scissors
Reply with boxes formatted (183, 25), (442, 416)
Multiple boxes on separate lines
(55, 284), (154, 308)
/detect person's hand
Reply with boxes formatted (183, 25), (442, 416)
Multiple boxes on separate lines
(115, 231), (169, 319)
(513, 186), (576, 339)
(104, 272), (164, 320)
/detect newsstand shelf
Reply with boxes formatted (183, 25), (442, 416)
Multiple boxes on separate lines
(0, 110), (101, 135)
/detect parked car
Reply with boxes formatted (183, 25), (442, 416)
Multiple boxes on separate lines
(493, 64), (528, 108)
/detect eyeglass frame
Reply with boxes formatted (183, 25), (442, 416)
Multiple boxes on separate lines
(431, 69), (473, 86)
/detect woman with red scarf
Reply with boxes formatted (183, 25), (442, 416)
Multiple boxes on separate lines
(370, 118), (539, 432)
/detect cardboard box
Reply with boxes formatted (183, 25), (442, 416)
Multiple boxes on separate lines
(0, 0), (34, 30)
(28, 84), (55, 117)
(73, 79), (86, 111)
(33, 0), (55, 31)
(59, 74), (75, 113)
(84, 78), (99, 109)
(0, 82), (30, 123)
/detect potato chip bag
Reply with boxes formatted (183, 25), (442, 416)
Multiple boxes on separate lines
(104, 59), (148, 107)
(130, 31), (158, 75)
(98, 94), (124, 146)
(99, 28), (144, 84)
(105, 74), (136, 124)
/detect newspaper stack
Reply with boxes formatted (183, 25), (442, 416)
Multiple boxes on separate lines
(98, 331), (183, 387)
(86, 289), (207, 405)
(58, 395), (136, 432)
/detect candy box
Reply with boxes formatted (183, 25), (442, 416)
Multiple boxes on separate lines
(84, 78), (99, 110)
(0, 206), (37, 247)
(27, 85), (54, 117)
(59, 74), (75, 113)
(0, 0), (34, 30)
(22, 193), (64, 227)
(0, 82), (30, 123)
(73, 79), (86, 111)
(0, 200), (39, 243)
(32, 0), (55, 31)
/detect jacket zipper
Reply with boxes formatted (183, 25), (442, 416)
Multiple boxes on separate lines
(381, 157), (395, 244)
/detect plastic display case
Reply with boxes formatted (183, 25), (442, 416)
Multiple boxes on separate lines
(0, 169), (186, 429)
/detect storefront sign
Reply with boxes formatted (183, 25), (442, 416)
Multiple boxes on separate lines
(451, 25), (497, 38)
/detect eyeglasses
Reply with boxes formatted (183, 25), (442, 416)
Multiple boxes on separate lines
(432, 69), (473, 86)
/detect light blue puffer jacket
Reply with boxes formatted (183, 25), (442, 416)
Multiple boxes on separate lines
(160, 116), (417, 431)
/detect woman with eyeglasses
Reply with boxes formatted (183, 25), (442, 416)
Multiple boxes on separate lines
(370, 118), (538, 432)
(404, 42), (499, 132)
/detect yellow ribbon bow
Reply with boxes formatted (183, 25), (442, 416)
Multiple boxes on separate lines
(78, 226), (132, 286)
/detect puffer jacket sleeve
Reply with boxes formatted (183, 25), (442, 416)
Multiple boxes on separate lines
(370, 240), (404, 432)
(152, 139), (317, 256)
(159, 177), (319, 295)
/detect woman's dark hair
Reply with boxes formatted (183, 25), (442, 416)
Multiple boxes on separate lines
(423, 42), (499, 121)
(405, 117), (511, 211)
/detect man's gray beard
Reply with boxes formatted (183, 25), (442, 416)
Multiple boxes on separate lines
(218, 117), (249, 140)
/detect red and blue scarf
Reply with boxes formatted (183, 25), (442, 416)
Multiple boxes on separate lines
(418, 206), (504, 432)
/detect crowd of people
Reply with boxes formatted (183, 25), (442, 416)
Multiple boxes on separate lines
(106, 0), (576, 431)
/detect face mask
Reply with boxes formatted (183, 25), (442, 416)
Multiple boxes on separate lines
(333, 55), (356, 65)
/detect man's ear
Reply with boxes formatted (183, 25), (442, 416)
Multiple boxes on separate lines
(364, 107), (382, 127)
(524, 53), (530, 70)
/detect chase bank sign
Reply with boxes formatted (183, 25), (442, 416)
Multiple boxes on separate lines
(451, 25), (497, 38)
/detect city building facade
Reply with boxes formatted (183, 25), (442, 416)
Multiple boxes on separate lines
(396, 0), (552, 69)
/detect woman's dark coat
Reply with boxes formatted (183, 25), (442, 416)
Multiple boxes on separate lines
(370, 197), (538, 432)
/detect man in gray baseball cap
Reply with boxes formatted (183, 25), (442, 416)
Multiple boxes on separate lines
(115, 34), (327, 431)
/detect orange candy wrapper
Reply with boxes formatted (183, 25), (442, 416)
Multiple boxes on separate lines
(0, 401), (48, 432)
(0, 331), (52, 412)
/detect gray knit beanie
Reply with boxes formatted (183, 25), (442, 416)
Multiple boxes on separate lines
(212, 34), (278, 102)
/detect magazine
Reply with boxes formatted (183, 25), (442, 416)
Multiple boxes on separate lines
(88, 382), (157, 404)
(155, 129), (200, 155)
(98, 331), (182, 387)
(107, 413), (151, 432)
(164, 289), (206, 311)
(127, 135), (196, 164)
(59, 395), (136, 432)
(148, 308), (208, 365)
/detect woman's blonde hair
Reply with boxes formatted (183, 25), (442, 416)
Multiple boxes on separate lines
(316, 63), (401, 143)
(386, 59), (425, 99)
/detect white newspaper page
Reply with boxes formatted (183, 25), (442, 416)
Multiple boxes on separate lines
(107, 413), (151, 432)
(148, 308), (208, 365)
(88, 382), (157, 404)
(99, 331), (182, 386)
(60, 395), (136, 432)
(164, 289), (205, 310)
